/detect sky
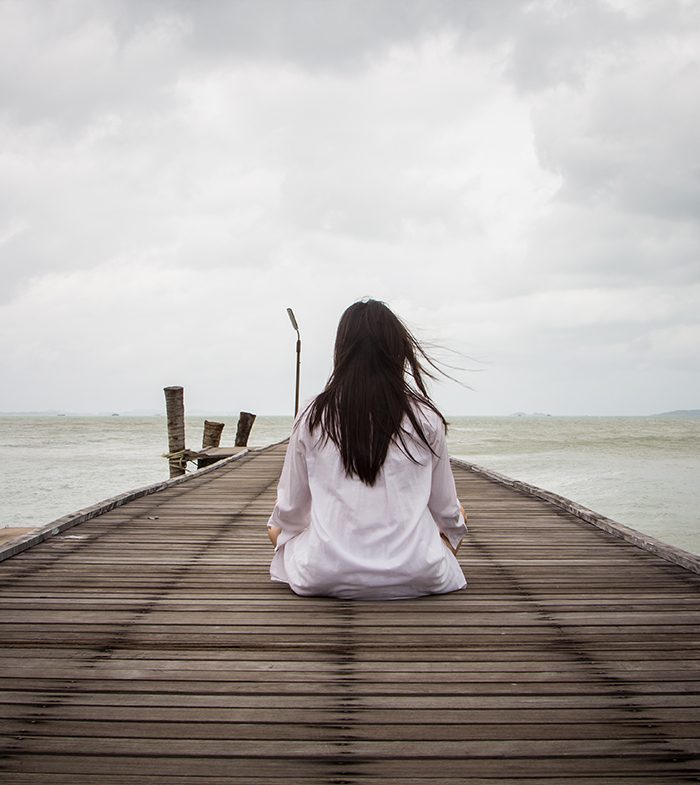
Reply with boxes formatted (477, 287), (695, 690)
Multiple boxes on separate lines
(0, 0), (698, 416)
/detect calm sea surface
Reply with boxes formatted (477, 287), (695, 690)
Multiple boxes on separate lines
(1, 415), (698, 556)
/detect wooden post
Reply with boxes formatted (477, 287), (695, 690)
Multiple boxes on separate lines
(235, 412), (256, 447)
(202, 420), (225, 449)
(164, 386), (186, 478)
(197, 420), (226, 470)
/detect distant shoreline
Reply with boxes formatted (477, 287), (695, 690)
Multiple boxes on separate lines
(0, 409), (699, 418)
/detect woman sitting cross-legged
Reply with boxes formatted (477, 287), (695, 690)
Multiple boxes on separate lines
(267, 298), (467, 600)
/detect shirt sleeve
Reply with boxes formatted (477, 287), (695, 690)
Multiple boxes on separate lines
(267, 421), (312, 549)
(427, 418), (467, 550)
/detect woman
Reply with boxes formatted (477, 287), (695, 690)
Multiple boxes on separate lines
(267, 299), (467, 600)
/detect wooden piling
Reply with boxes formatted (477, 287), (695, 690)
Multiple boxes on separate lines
(163, 386), (186, 478)
(197, 420), (226, 470)
(235, 411), (256, 447)
(201, 420), (225, 449)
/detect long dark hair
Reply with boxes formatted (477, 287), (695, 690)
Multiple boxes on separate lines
(306, 299), (447, 485)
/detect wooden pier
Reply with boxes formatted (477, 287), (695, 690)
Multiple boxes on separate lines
(1, 442), (699, 783)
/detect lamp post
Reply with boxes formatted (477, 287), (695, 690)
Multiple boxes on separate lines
(287, 308), (301, 417)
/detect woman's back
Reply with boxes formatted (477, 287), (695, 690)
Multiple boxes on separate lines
(269, 404), (467, 599)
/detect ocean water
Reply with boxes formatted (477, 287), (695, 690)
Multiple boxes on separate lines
(448, 416), (700, 556)
(0, 415), (698, 556)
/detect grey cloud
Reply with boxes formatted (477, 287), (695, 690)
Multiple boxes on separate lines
(4, 0), (686, 135)
(502, 1), (699, 92)
(533, 50), (700, 220)
(0, 0), (523, 133)
(137, 0), (514, 69)
(513, 1), (700, 293)
(4, 0), (695, 115)
(524, 204), (700, 292)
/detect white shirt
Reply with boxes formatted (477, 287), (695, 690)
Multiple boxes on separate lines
(268, 405), (467, 600)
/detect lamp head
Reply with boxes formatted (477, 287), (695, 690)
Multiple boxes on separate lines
(286, 307), (299, 332)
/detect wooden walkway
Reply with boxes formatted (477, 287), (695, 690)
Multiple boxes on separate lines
(1, 442), (699, 784)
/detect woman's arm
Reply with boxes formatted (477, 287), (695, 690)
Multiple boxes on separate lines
(266, 423), (312, 548)
(428, 421), (468, 552)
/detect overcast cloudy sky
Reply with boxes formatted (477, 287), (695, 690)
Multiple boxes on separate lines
(0, 0), (698, 416)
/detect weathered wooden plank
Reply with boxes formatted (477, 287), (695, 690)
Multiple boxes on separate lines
(1, 689), (699, 709)
(3, 676), (700, 696)
(4, 718), (700, 741)
(4, 735), (700, 759)
(4, 703), (700, 725)
(1, 778), (695, 785)
(2, 663), (699, 682)
(1, 777), (694, 785)
(0, 752), (697, 779)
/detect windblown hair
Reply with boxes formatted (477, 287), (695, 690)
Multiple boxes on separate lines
(306, 299), (447, 486)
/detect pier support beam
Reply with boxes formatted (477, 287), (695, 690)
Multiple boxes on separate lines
(164, 386), (186, 478)
(235, 412), (256, 447)
(202, 420), (225, 449)
(197, 419), (226, 469)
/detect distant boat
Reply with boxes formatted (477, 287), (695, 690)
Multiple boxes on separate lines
(57, 413), (66, 417)
(111, 413), (120, 417)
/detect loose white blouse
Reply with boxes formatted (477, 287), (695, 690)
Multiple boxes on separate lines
(267, 405), (468, 600)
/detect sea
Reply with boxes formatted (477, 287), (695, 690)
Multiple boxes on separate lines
(1, 414), (698, 556)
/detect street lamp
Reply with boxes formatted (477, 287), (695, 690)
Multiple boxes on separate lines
(286, 308), (301, 417)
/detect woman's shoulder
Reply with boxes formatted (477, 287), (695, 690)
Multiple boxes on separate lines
(409, 401), (445, 441)
(291, 399), (323, 446)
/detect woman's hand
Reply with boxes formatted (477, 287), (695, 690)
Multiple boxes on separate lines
(440, 504), (468, 555)
(440, 532), (461, 555)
